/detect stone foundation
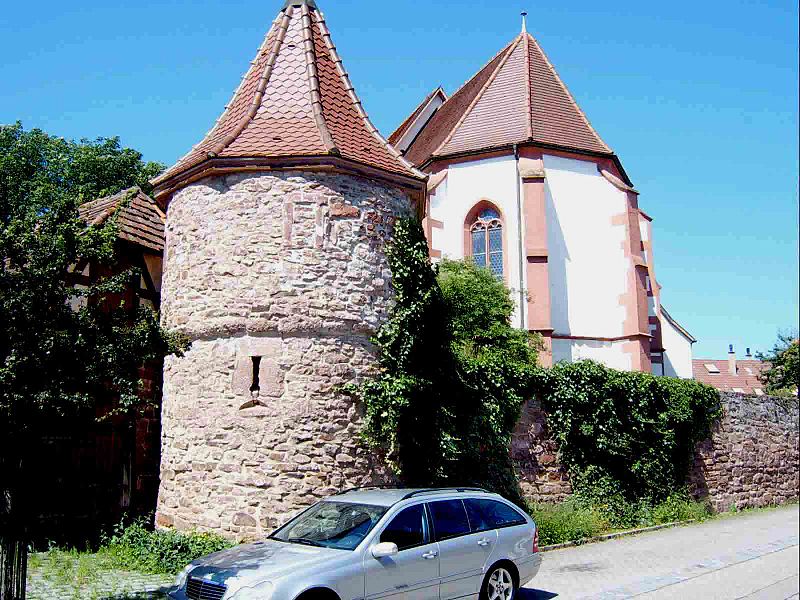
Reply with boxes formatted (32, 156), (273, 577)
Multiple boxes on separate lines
(156, 170), (410, 537)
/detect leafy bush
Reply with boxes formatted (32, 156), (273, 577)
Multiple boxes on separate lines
(652, 493), (711, 524)
(347, 221), (540, 504)
(757, 331), (799, 400)
(104, 520), (233, 575)
(531, 361), (722, 505)
(528, 501), (606, 546)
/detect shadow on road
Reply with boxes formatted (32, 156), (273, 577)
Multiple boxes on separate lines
(520, 588), (559, 599)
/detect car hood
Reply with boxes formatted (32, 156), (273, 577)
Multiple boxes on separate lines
(187, 539), (348, 591)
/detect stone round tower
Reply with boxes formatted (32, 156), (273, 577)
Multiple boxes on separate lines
(150, 0), (425, 537)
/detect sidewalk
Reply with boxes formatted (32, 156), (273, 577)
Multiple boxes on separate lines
(522, 504), (800, 599)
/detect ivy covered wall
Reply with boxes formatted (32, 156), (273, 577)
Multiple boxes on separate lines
(515, 391), (798, 511)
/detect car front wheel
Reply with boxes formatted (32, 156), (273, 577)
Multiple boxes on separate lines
(480, 565), (517, 600)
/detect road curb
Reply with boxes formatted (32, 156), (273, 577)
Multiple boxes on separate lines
(540, 520), (696, 552)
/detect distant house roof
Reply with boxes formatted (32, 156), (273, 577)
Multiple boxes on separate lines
(403, 31), (613, 168)
(79, 187), (165, 253)
(692, 358), (767, 395)
(151, 0), (423, 197)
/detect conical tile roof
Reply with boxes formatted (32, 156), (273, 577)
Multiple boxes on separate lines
(404, 32), (612, 167)
(153, 0), (423, 196)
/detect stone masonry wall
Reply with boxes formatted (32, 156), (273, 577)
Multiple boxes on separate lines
(514, 393), (798, 511)
(513, 398), (572, 503)
(689, 392), (799, 512)
(157, 170), (410, 538)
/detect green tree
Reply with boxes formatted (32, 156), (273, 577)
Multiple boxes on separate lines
(347, 223), (540, 503)
(351, 217), (457, 486)
(0, 123), (183, 600)
(756, 331), (800, 398)
(436, 259), (541, 502)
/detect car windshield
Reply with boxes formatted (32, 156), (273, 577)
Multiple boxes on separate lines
(269, 501), (387, 551)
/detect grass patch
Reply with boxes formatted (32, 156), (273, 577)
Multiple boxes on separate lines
(528, 492), (713, 546)
(27, 549), (120, 599)
(652, 494), (711, 525)
(27, 518), (235, 595)
(528, 500), (606, 546)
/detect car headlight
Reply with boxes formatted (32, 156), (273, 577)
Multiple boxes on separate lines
(173, 565), (193, 589)
(229, 581), (274, 600)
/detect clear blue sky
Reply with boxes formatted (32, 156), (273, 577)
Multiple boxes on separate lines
(2, 0), (797, 358)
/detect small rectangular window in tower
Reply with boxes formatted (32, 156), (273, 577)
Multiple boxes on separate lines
(250, 356), (262, 394)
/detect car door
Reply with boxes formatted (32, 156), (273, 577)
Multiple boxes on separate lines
(469, 498), (532, 563)
(428, 499), (498, 599)
(363, 503), (440, 600)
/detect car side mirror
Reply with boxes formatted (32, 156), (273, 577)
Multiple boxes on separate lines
(371, 542), (399, 559)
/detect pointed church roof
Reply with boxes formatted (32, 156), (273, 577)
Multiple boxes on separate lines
(404, 31), (613, 167)
(152, 0), (424, 197)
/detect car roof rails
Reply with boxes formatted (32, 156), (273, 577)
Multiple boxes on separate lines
(400, 487), (489, 500)
(334, 484), (403, 495)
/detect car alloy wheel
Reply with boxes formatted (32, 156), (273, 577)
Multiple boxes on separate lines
(485, 566), (516, 600)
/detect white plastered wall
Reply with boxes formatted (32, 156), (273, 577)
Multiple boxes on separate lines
(551, 338), (633, 371)
(429, 155), (526, 327)
(660, 314), (694, 378)
(544, 154), (631, 370)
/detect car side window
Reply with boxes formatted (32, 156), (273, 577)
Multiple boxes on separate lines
(428, 499), (471, 541)
(380, 504), (426, 551)
(464, 499), (527, 532)
(464, 499), (492, 533)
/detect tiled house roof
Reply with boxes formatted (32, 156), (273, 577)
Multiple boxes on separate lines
(404, 32), (612, 167)
(692, 359), (767, 395)
(152, 0), (423, 196)
(79, 187), (166, 253)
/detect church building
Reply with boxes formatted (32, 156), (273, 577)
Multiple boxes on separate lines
(390, 18), (695, 377)
(148, 0), (695, 536)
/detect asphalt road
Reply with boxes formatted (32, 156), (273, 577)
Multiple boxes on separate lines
(522, 504), (799, 600)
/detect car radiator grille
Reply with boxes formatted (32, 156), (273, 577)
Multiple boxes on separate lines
(186, 577), (227, 600)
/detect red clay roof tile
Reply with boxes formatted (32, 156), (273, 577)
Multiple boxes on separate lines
(403, 32), (612, 167)
(153, 1), (422, 192)
(692, 359), (767, 395)
(79, 187), (166, 253)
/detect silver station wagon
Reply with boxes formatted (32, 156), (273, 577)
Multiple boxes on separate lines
(169, 487), (542, 600)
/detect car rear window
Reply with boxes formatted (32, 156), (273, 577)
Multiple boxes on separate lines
(380, 504), (426, 550)
(429, 500), (471, 541)
(464, 499), (527, 532)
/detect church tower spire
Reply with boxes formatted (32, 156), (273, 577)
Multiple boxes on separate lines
(152, 0), (424, 201)
(154, 1), (420, 537)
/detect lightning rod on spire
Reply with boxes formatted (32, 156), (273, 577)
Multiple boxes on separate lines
(521, 11), (528, 33)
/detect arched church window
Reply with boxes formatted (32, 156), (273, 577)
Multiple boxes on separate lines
(470, 207), (503, 277)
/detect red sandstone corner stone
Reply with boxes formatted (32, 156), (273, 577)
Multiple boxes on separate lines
(156, 512), (174, 528)
(330, 203), (360, 218)
(539, 454), (556, 465)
